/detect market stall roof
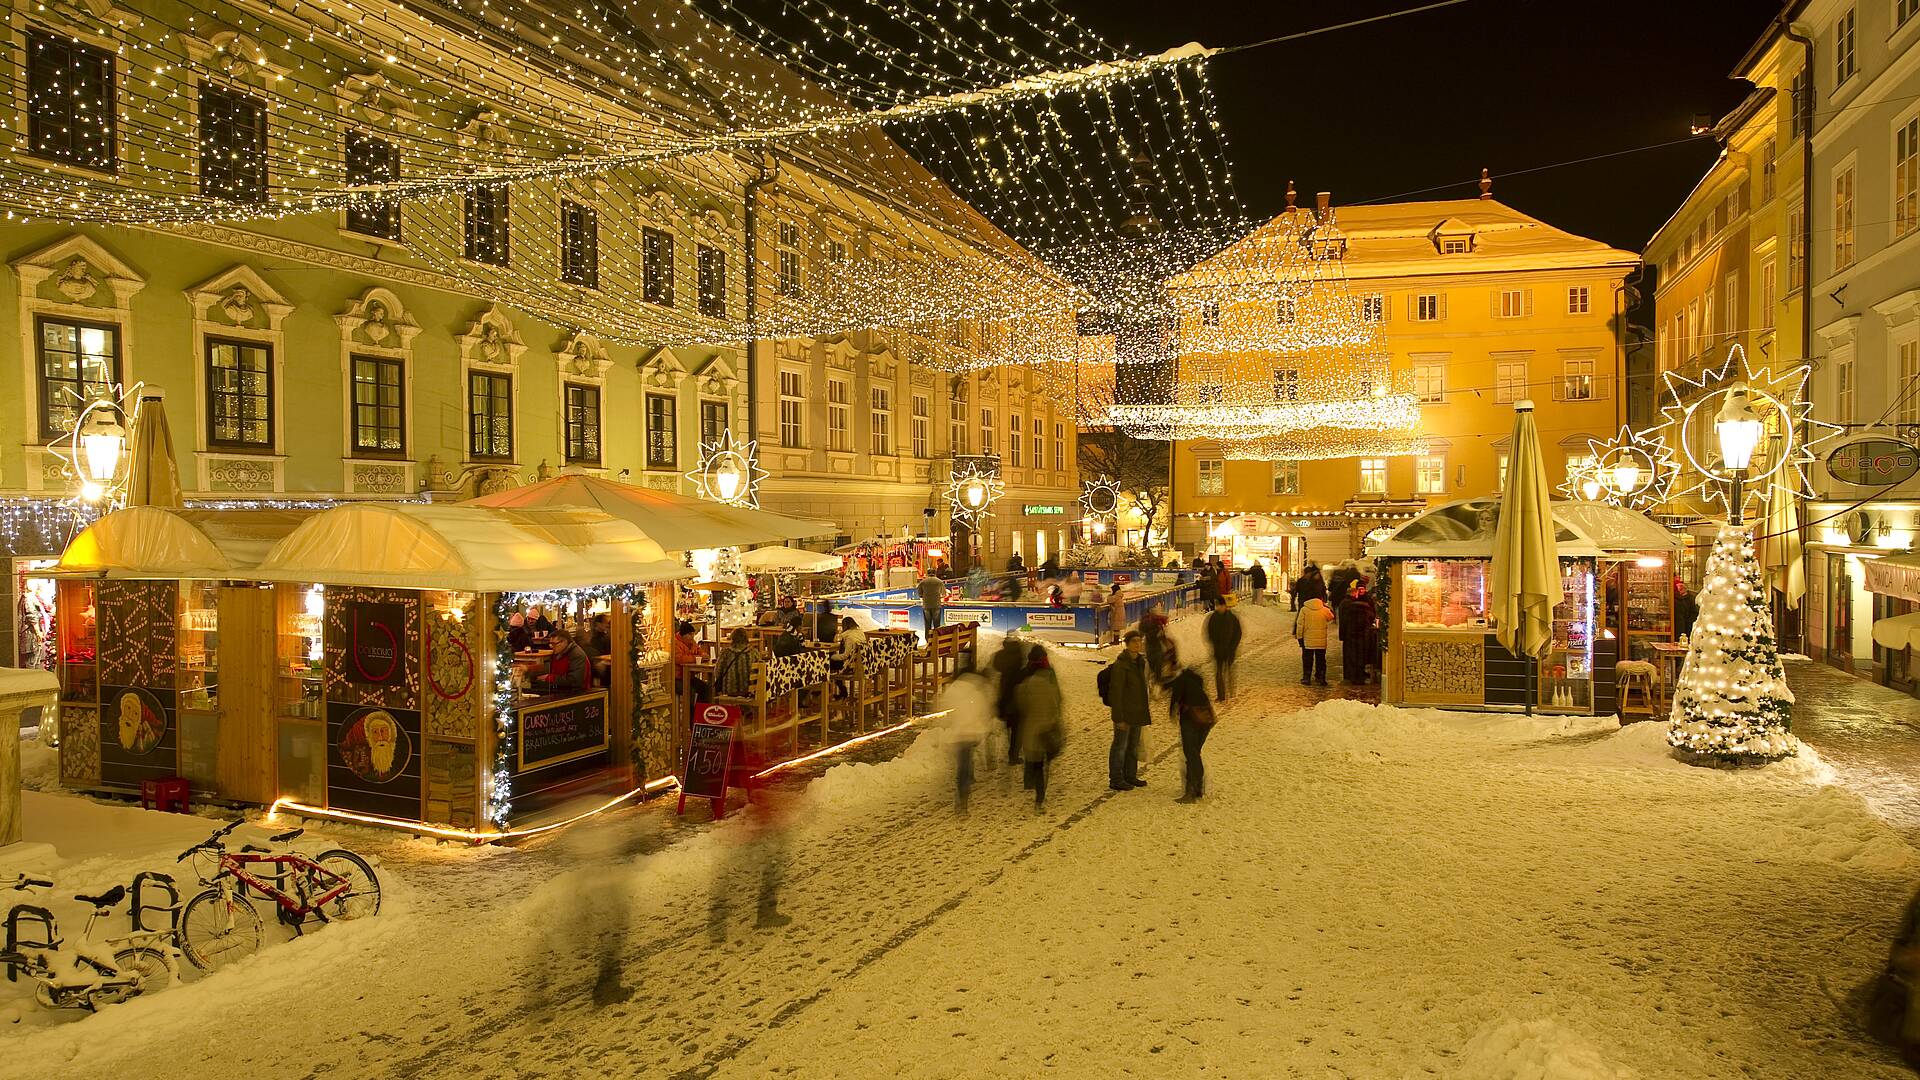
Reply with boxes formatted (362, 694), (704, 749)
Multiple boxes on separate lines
(254, 503), (690, 592)
(738, 545), (843, 573)
(834, 535), (948, 554)
(1371, 499), (1678, 560)
(463, 474), (831, 552)
(55, 506), (312, 578)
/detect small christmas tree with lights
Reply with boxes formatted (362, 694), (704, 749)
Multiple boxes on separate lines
(1667, 525), (1796, 765)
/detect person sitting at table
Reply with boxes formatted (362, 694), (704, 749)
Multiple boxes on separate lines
(814, 605), (838, 645)
(507, 612), (532, 652)
(770, 622), (806, 658)
(586, 612), (613, 682)
(672, 620), (709, 704)
(714, 628), (762, 698)
(531, 625), (591, 695)
(528, 605), (556, 643)
(831, 616), (867, 674)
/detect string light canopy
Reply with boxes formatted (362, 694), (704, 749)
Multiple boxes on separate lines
(1653, 344), (1837, 518)
(946, 460), (1004, 528)
(1561, 425), (1677, 509)
(686, 430), (767, 508)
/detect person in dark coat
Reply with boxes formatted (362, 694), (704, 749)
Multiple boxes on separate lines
(1327, 562), (1360, 611)
(1205, 596), (1243, 702)
(990, 635), (1032, 764)
(1675, 585), (1699, 639)
(1247, 561), (1269, 605)
(1289, 564), (1321, 610)
(1197, 563), (1220, 608)
(770, 623), (806, 658)
(1106, 630), (1151, 790)
(813, 604), (838, 645)
(1015, 649), (1064, 809)
(1139, 603), (1170, 676)
(1006, 553), (1026, 576)
(1338, 583), (1379, 685)
(1161, 647), (1215, 803)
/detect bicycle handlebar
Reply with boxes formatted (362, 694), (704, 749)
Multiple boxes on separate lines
(7, 876), (53, 890)
(177, 819), (245, 862)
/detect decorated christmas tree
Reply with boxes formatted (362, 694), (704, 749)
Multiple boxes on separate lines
(1667, 525), (1796, 764)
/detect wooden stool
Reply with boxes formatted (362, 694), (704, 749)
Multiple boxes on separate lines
(1615, 661), (1658, 717)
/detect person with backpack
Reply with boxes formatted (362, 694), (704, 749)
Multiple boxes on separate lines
(1161, 646), (1216, 803)
(1205, 596), (1243, 702)
(713, 627), (761, 698)
(1102, 630), (1151, 791)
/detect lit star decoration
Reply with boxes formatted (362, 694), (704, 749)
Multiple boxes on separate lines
(1654, 344), (1838, 517)
(946, 461), (1004, 528)
(1560, 425), (1677, 509)
(1666, 525), (1796, 765)
(1080, 476), (1121, 519)
(48, 379), (143, 513)
(686, 430), (767, 508)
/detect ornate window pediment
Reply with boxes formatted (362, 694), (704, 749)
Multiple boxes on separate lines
(637, 346), (687, 388)
(185, 265), (291, 331)
(868, 347), (900, 382)
(555, 331), (613, 382)
(182, 29), (288, 84)
(458, 304), (526, 368)
(336, 287), (419, 349)
(691, 354), (740, 397)
(12, 235), (144, 309)
(41, 0), (141, 31)
(458, 109), (511, 150)
(332, 72), (419, 126)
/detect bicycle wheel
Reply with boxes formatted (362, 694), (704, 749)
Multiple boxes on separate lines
(308, 850), (381, 921)
(179, 890), (264, 971)
(110, 946), (173, 996)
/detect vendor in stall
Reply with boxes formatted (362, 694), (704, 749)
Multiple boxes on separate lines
(529, 625), (592, 696)
(586, 612), (613, 684)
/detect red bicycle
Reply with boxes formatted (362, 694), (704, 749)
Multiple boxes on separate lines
(175, 821), (381, 971)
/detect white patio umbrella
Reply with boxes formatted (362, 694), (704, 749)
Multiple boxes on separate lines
(1489, 400), (1564, 714)
(738, 545), (842, 612)
(126, 389), (182, 508)
(465, 473), (831, 552)
(1760, 486), (1805, 610)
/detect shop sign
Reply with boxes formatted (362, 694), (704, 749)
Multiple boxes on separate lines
(1113, 573), (1134, 584)
(887, 609), (913, 629)
(346, 600), (406, 686)
(1027, 612), (1077, 628)
(1023, 504), (1066, 516)
(943, 608), (993, 626)
(1826, 437), (1920, 487)
(679, 704), (739, 807)
(518, 693), (608, 771)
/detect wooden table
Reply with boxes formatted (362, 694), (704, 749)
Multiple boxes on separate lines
(1648, 641), (1688, 710)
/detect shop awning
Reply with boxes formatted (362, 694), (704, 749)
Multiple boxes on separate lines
(1866, 552), (1920, 603)
(1873, 611), (1920, 652)
(835, 535), (948, 553)
(1370, 498), (1679, 560)
(738, 545), (843, 573)
(254, 503), (691, 592)
(464, 474), (832, 552)
(56, 506), (312, 578)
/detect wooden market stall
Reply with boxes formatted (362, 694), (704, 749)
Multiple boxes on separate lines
(1372, 499), (1680, 717)
(53, 503), (690, 835)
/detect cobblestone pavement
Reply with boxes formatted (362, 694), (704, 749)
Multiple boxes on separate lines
(1786, 657), (1920, 841)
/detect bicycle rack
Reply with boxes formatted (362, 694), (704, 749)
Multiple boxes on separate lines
(130, 872), (181, 933)
(4, 905), (55, 983)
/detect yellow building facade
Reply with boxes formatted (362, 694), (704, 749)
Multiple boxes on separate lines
(1167, 195), (1639, 567)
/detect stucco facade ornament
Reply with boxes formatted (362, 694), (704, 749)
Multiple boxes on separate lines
(333, 72), (418, 125)
(692, 355), (739, 397)
(220, 285), (255, 324)
(46, 0), (140, 29)
(458, 305), (525, 368)
(336, 287), (420, 349)
(459, 110), (511, 149)
(637, 347), (686, 389)
(185, 265), (291, 330)
(555, 332), (612, 380)
(182, 30), (286, 83)
(54, 258), (99, 302)
(14, 235), (144, 310)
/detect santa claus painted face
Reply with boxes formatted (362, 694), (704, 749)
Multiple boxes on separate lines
(117, 691), (142, 750)
(365, 712), (398, 776)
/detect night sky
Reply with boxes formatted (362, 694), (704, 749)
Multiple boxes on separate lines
(1061, 0), (1778, 252)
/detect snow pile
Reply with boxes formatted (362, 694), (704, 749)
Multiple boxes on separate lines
(1276, 698), (1619, 763)
(1754, 785), (1917, 872)
(17, 735), (58, 792)
(1446, 1017), (1635, 1080)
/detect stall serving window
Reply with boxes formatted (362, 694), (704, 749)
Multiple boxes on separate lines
(1400, 561), (1488, 628)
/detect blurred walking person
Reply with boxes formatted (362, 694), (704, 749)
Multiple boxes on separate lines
(1161, 647), (1216, 803)
(1140, 602), (1170, 675)
(991, 635), (1032, 764)
(1104, 630), (1151, 791)
(939, 655), (994, 812)
(1015, 649), (1065, 809)
(1205, 595), (1243, 702)
(1106, 582), (1128, 645)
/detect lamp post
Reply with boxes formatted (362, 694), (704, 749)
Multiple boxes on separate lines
(714, 459), (744, 504)
(76, 404), (127, 504)
(1715, 386), (1764, 526)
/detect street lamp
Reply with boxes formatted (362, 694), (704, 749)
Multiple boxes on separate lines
(1580, 477), (1604, 502)
(964, 478), (986, 509)
(1715, 385), (1764, 525)
(714, 459), (743, 503)
(1608, 461), (1642, 497)
(77, 405), (127, 502)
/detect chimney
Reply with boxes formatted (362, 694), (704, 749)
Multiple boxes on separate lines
(1478, 168), (1493, 199)
(1315, 190), (1331, 222)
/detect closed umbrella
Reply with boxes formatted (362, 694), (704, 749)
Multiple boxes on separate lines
(1489, 400), (1564, 714)
(127, 388), (182, 508)
(1760, 486), (1804, 610)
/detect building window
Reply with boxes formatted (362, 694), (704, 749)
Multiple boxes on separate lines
(1358, 458), (1387, 495)
(645, 393), (677, 467)
(1761, 258), (1777, 312)
(827, 378), (849, 452)
(1032, 416), (1044, 469)
(1413, 361), (1446, 404)
(1008, 413), (1023, 467)
(777, 221), (802, 298)
(1834, 163), (1857, 270)
(911, 395), (930, 458)
(559, 201), (599, 289)
(35, 317), (120, 443)
(1359, 294), (1385, 323)
(1498, 452), (1511, 487)
(1567, 286), (1590, 315)
(1790, 69), (1811, 139)
(778, 370), (804, 448)
(1270, 460), (1299, 495)
(1413, 293), (1444, 321)
(1902, 0), (1920, 28)
(870, 386), (892, 455)
(1788, 202), (1806, 288)
(1495, 359), (1529, 403)
(1197, 459), (1225, 496)
(1560, 358), (1596, 401)
(980, 407), (995, 456)
(1272, 368), (1300, 402)
(1439, 237), (1469, 254)
(949, 385), (968, 454)
(1687, 298), (1702, 354)
(1836, 351), (1855, 425)
(199, 83), (267, 203)
(1274, 295), (1298, 325)
(1900, 336), (1920, 427)
(697, 245), (726, 318)
(1722, 271), (1740, 337)
(1053, 422), (1065, 474)
(26, 31), (116, 172)
(642, 226), (674, 306)
(1200, 301), (1221, 327)
(1497, 288), (1530, 318)
(699, 399), (728, 446)
(464, 185), (509, 266)
(563, 382), (601, 465)
(343, 132), (400, 240)
(1898, 117), (1920, 239)
(1564, 452), (1598, 490)
(467, 370), (513, 461)
(349, 354), (404, 457)
(1836, 8), (1857, 85)
(1761, 138), (1778, 202)
(206, 338), (273, 450)
(826, 239), (847, 263)
(1415, 453), (1446, 494)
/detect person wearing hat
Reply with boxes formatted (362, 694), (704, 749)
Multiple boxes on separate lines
(1204, 595), (1243, 703)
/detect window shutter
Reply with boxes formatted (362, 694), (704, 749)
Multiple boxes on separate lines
(1409, 294), (1419, 321)
(1437, 294), (1448, 321)
(1523, 289), (1534, 317)
(1490, 290), (1501, 318)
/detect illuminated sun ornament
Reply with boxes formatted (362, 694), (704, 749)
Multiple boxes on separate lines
(49, 379), (142, 510)
(1654, 344), (1838, 517)
(1080, 476), (1122, 519)
(946, 462), (1005, 528)
(1560, 426), (1677, 510)
(686, 431), (766, 508)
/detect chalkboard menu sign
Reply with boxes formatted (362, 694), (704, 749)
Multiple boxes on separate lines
(679, 703), (739, 807)
(517, 691), (609, 771)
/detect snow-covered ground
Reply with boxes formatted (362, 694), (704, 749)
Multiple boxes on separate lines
(3, 603), (1915, 1078)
